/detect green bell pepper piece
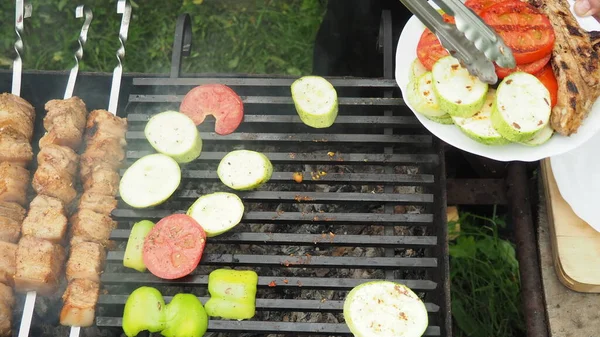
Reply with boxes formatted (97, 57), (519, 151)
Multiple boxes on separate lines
(123, 220), (155, 272)
(161, 294), (209, 337)
(204, 269), (258, 320)
(122, 286), (167, 337)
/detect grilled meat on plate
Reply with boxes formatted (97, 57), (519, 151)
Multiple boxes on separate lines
(14, 235), (66, 296)
(39, 97), (88, 150)
(529, 0), (600, 135)
(0, 162), (30, 206)
(21, 195), (68, 244)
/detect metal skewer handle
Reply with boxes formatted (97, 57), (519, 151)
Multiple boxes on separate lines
(11, 0), (32, 97)
(107, 0), (132, 115)
(64, 5), (93, 100)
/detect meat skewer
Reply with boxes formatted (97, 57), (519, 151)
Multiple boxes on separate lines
(0, 1), (33, 336)
(62, 3), (131, 336)
(15, 6), (93, 337)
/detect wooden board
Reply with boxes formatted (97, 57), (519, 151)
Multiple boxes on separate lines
(541, 158), (600, 292)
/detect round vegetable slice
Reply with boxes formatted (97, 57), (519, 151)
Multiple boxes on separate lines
(291, 76), (338, 128)
(409, 58), (428, 82)
(119, 154), (181, 208)
(416, 15), (455, 71)
(491, 72), (551, 142)
(432, 56), (489, 118)
(217, 150), (273, 191)
(143, 214), (206, 280)
(481, 1), (555, 65)
(520, 123), (554, 146)
(425, 114), (454, 125)
(495, 53), (551, 79)
(144, 110), (203, 164)
(179, 84), (244, 135)
(534, 63), (558, 108)
(343, 281), (428, 337)
(187, 192), (245, 237)
(452, 90), (510, 145)
(405, 72), (447, 118)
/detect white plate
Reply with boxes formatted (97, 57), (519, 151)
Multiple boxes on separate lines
(394, 1), (600, 162)
(550, 131), (600, 232)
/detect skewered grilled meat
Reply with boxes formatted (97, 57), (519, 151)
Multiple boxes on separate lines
(0, 93), (35, 140)
(0, 202), (25, 222)
(80, 109), (128, 177)
(82, 165), (120, 197)
(0, 283), (14, 336)
(60, 278), (99, 327)
(66, 242), (105, 283)
(14, 235), (66, 296)
(0, 217), (21, 244)
(39, 97), (88, 150)
(21, 195), (68, 244)
(78, 191), (117, 215)
(32, 164), (77, 206)
(0, 162), (30, 206)
(37, 144), (79, 177)
(70, 209), (117, 247)
(0, 127), (33, 166)
(529, 0), (600, 135)
(0, 242), (17, 285)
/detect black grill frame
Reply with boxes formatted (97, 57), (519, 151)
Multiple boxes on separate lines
(94, 10), (452, 337)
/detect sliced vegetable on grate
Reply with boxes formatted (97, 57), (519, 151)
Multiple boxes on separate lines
(143, 214), (206, 280)
(123, 220), (155, 272)
(217, 150), (273, 191)
(161, 294), (209, 337)
(179, 84), (244, 135)
(144, 110), (203, 164)
(187, 192), (244, 237)
(119, 153), (181, 208)
(291, 76), (339, 128)
(122, 286), (167, 337)
(343, 281), (428, 337)
(204, 269), (258, 320)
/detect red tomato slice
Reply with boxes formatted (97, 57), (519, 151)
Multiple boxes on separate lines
(143, 214), (207, 280)
(534, 64), (558, 108)
(495, 53), (551, 79)
(464, 0), (505, 15)
(179, 84), (244, 135)
(481, 1), (555, 65)
(416, 15), (456, 71)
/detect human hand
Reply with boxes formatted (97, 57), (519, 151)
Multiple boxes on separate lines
(574, 0), (600, 22)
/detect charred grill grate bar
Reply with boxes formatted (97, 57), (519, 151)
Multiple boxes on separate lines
(95, 10), (451, 337)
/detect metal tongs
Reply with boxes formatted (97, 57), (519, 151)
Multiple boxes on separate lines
(399, 0), (516, 84)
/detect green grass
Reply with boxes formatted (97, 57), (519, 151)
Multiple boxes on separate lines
(449, 209), (526, 337)
(0, 0), (327, 75)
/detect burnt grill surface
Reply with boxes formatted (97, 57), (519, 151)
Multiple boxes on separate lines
(93, 76), (450, 336)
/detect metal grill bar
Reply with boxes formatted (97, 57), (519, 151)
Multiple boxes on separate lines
(113, 210), (434, 224)
(129, 94), (404, 105)
(126, 114), (419, 125)
(126, 131), (432, 144)
(124, 151), (440, 164)
(109, 230), (438, 247)
(133, 77), (399, 87)
(96, 319), (442, 336)
(101, 274), (438, 290)
(98, 296), (440, 312)
(106, 252), (438, 268)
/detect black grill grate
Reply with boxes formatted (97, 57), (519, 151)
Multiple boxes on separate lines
(95, 11), (450, 337)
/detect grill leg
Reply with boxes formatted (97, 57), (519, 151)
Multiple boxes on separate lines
(506, 162), (549, 337)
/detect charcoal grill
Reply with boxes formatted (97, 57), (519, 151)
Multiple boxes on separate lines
(93, 11), (451, 336)
(1, 8), (452, 337)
